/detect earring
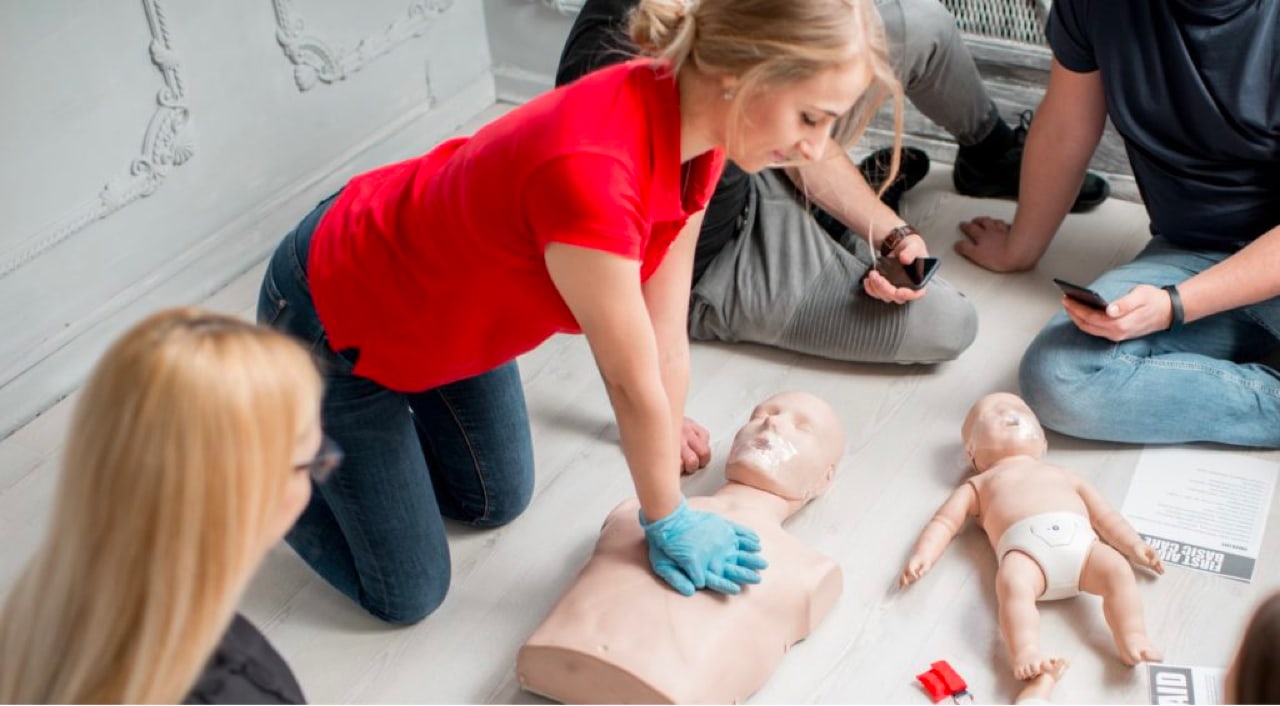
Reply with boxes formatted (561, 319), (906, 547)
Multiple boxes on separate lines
(723, 89), (734, 101)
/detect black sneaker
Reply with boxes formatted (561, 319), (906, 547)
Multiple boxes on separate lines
(953, 110), (1110, 213)
(858, 146), (931, 213)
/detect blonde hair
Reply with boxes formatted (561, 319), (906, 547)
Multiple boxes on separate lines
(0, 308), (321, 703)
(630, 0), (905, 188)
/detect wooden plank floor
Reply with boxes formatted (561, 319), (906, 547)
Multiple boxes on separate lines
(2, 107), (1276, 704)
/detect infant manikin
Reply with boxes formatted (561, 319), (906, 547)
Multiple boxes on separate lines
(517, 392), (846, 704)
(899, 392), (1164, 681)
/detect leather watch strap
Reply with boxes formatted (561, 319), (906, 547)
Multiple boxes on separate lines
(880, 224), (918, 257)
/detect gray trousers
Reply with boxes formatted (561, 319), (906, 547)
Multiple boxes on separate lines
(877, 0), (1002, 145)
(690, 171), (977, 363)
(688, 0), (987, 363)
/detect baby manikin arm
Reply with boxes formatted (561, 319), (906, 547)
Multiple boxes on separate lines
(1076, 478), (1164, 573)
(901, 483), (978, 587)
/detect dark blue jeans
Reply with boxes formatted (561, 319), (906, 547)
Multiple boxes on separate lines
(258, 195), (535, 624)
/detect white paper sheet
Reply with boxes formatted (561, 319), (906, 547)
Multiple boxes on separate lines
(1146, 663), (1226, 705)
(1121, 448), (1278, 582)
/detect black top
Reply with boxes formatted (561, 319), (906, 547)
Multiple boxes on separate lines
(1048, 0), (1280, 251)
(556, 0), (750, 284)
(184, 614), (305, 705)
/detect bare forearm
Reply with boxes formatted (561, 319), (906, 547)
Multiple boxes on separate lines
(997, 59), (1108, 269)
(644, 210), (698, 448)
(1178, 223), (1280, 323)
(606, 376), (682, 521)
(659, 338), (691, 450)
(1007, 117), (1101, 267)
(785, 145), (905, 245)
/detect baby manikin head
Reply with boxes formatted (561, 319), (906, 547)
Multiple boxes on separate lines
(961, 392), (1048, 472)
(725, 392), (846, 501)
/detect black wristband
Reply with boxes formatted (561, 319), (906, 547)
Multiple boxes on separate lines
(1163, 284), (1184, 331)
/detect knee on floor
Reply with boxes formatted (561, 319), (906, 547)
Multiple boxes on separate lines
(469, 479), (534, 529)
(896, 290), (979, 363)
(364, 570), (452, 626)
(937, 296), (979, 361)
(1018, 331), (1113, 437)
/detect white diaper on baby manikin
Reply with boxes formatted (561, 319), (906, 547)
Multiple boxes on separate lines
(995, 512), (1097, 601)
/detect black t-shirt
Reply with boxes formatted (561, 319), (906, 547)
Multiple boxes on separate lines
(185, 614), (305, 705)
(1048, 0), (1280, 251)
(556, 0), (749, 284)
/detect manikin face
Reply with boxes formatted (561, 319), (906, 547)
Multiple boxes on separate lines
(726, 391), (846, 501)
(727, 57), (874, 173)
(961, 392), (1048, 472)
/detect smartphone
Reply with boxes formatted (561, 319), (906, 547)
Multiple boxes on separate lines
(1053, 278), (1110, 310)
(875, 256), (940, 290)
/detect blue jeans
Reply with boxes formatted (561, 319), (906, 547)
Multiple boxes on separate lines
(1020, 237), (1280, 447)
(258, 195), (535, 624)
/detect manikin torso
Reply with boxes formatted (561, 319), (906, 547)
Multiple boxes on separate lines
(518, 490), (840, 703)
(517, 392), (847, 704)
(968, 458), (1089, 547)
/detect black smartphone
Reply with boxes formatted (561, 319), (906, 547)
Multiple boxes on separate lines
(875, 256), (940, 290)
(1052, 278), (1110, 310)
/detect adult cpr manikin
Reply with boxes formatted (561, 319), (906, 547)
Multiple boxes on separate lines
(518, 391), (846, 703)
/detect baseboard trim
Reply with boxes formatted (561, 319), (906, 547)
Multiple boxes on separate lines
(493, 63), (557, 104)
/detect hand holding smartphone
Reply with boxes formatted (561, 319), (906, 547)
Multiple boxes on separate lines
(1052, 278), (1110, 310)
(875, 255), (941, 291)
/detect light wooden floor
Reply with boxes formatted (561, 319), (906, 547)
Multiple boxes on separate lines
(2, 110), (1277, 704)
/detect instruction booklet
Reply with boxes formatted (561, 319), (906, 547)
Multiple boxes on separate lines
(1121, 447), (1278, 582)
(1146, 663), (1226, 705)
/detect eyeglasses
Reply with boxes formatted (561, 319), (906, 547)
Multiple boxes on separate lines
(294, 435), (342, 483)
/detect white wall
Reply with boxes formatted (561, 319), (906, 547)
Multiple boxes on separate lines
(0, 0), (497, 437)
(483, 0), (576, 102)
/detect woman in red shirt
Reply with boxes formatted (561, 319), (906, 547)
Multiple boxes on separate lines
(259, 0), (902, 624)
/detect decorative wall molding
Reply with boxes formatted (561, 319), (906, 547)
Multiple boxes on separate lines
(0, 0), (193, 282)
(0, 74), (496, 440)
(272, 0), (454, 91)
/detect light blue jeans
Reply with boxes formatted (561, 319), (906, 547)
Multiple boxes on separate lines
(1020, 237), (1280, 447)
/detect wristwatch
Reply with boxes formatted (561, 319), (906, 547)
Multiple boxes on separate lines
(1163, 284), (1184, 331)
(880, 224), (918, 257)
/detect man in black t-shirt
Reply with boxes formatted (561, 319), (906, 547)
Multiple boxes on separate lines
(959, 0), (1280, 447)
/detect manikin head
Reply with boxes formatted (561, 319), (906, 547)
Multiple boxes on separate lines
(725, 391), (846, 502)
(961, 392), (1049, 473)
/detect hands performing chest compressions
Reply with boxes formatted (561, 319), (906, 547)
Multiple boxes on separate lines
(638, 488), (769, 596)
(520, 392), (846, 704)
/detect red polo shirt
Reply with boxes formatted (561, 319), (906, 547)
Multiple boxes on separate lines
(307, 60), (725, 392)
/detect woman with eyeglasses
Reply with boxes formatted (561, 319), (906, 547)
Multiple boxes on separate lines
(0, 308), (339, 704)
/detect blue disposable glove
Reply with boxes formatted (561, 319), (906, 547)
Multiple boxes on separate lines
(640, 498), (768, 596)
